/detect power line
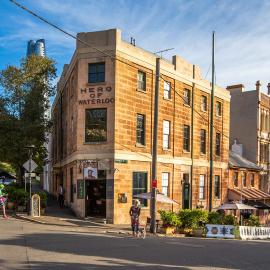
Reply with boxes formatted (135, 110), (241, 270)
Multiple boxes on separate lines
(9, 0), (230, 141)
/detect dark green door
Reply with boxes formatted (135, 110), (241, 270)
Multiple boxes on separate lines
(183, 183), (190, 209)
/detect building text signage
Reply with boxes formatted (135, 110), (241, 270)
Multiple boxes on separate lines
(79, 86), (114, 105)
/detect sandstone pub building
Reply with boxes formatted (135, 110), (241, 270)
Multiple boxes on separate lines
(51, 29), (230, 224)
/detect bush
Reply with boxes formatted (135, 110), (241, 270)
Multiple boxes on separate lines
(34, 191), (48, 208)
(3, 185), (29, 206)
(178, 209), (208, 229)
(208, 212), (224, 225)
(158, 210), (181, 228)
(223, 214), (237, 225)
(246, 215), (260, 226)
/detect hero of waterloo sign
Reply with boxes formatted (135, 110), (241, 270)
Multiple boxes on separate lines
(79, 86), (114, 105)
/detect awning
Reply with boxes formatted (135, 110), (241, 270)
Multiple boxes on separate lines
(228, 188), (270, 201)
(245, 200), (270, 210)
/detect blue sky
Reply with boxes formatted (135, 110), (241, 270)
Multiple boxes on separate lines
(1, 0), (270, 91)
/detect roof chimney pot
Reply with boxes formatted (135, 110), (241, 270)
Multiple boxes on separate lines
(256, 80), (261, 91)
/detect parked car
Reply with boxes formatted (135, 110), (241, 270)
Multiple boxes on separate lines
(0, 177), (16, 185)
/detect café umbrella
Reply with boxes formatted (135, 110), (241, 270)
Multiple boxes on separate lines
(134, 192), (179, 205)
(214, 202), (256, 210)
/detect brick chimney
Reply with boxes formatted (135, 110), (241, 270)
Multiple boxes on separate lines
(226, 84), (245, 92)
(267, 83), (270, 95)
(256, 80), (261, 91)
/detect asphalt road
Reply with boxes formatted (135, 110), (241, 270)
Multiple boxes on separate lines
(1, 217), (270, 270)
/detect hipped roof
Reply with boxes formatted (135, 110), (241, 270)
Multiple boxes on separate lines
(229, 151), (262, 171)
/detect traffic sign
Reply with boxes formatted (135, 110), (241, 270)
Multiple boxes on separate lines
(23, 160), (38, 172)
(152, 179), (157, 188)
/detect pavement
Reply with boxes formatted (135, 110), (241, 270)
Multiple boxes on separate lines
(14, 197), (131, 234)
(1, 217), (270, 270)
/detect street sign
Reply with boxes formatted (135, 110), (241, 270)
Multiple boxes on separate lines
(25, 173), (36, 178)
(23, 160), (38, 172)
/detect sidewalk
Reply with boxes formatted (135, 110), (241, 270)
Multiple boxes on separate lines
(15, 196), (131, 234)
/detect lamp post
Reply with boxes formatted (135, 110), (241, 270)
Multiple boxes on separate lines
(25, 145), (35, 215)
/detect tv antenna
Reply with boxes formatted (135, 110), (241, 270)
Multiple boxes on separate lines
(154, 48), (174, 58)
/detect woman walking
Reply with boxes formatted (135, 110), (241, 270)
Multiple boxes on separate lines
(129, 199), (141, 237)
(0, 184), (7, 218)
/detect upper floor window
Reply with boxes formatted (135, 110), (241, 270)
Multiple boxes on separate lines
(201, 95), (207, 111)
(136, 114), (145, 145)
(88, 62), (105, 83)
(214, 175), (220, 199)
(164, 81), (171, 99)
(183, 89), (191, 105)
(216, 133), (221, 156)
(137, 70), (146, 91)
(183, 125), (190, 152)
(162, 172), (169, 196)
(250, 173), (255, 187)
(85, 108), (107, 142)
(199, 175), (205, 199)
(163, 120), (170, 149)
(234, 172), (238, 187)
(200, 129), (206, 154)
(216, 101), (222, 116)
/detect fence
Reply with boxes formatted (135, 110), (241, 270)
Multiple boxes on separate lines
(239, 226), (270, 240)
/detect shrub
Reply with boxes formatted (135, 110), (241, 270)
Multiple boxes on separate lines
(246, 215), (260, 227)
(34, 191), (48, 208)
(158, 210), (181, 228)
(208, 212), (224, 224)
(178, 209), (208, 229)
(223, 214), (237, 225)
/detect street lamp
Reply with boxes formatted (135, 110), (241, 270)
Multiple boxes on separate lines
(25, 145), (35, 215)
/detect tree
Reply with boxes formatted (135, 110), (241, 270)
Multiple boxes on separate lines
(0, 55), (56, 178)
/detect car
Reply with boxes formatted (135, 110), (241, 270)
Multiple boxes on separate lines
(0, 178), (16, 185)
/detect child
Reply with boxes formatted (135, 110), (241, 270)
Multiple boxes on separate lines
(0, 184), (7, 218)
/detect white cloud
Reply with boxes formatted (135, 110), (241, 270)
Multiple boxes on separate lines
(3, 0), (270, 92)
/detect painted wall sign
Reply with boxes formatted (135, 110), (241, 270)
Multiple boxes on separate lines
(77, 179), (85, 199)
(79, 86), (114, 105)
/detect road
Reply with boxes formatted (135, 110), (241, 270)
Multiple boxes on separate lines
(1, 217), (270, 270)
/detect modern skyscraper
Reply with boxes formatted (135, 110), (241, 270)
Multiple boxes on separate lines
(26, 39), (46, 57)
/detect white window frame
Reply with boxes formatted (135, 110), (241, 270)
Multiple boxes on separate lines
(164, 81), (171, 99)
(199, 175), (205, 199)
(162, 172), (169, 196)
(163, 120), (170, 149)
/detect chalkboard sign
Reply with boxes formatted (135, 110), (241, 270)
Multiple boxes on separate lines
(77, 179), (84, 199)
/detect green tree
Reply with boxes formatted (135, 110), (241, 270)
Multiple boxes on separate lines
(0, 55), (56, 178)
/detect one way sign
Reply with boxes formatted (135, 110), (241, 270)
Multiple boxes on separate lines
(23, 160), (38, 173)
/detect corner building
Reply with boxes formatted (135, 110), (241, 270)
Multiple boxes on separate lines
(51, 29), (230, 224)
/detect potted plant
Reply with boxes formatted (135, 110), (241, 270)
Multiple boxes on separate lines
(158, 210), (181, 234)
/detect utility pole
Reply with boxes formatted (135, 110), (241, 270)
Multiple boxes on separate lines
(25, 145), (35, 215)
(150, 57), (160, 233)
(209, 31), (215, 211)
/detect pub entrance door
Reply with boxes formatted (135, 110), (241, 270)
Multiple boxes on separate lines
(85, 180), (106, 217)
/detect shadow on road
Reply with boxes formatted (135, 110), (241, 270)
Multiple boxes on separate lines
(1, 231), (270, 270)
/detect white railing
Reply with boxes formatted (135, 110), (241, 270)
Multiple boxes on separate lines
(239, 226), (270, 240)
(206, 224), (235, 239)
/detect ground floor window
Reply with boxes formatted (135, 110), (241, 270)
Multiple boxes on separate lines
(199, 175), (205, 199)
(133, 172), (147, 206)
(214, 175), (220, 199)
(162, 172), (169, 196)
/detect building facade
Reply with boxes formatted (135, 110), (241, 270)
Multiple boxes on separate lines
(228, 82), (270, 192)
(51, 29), (230, 224)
